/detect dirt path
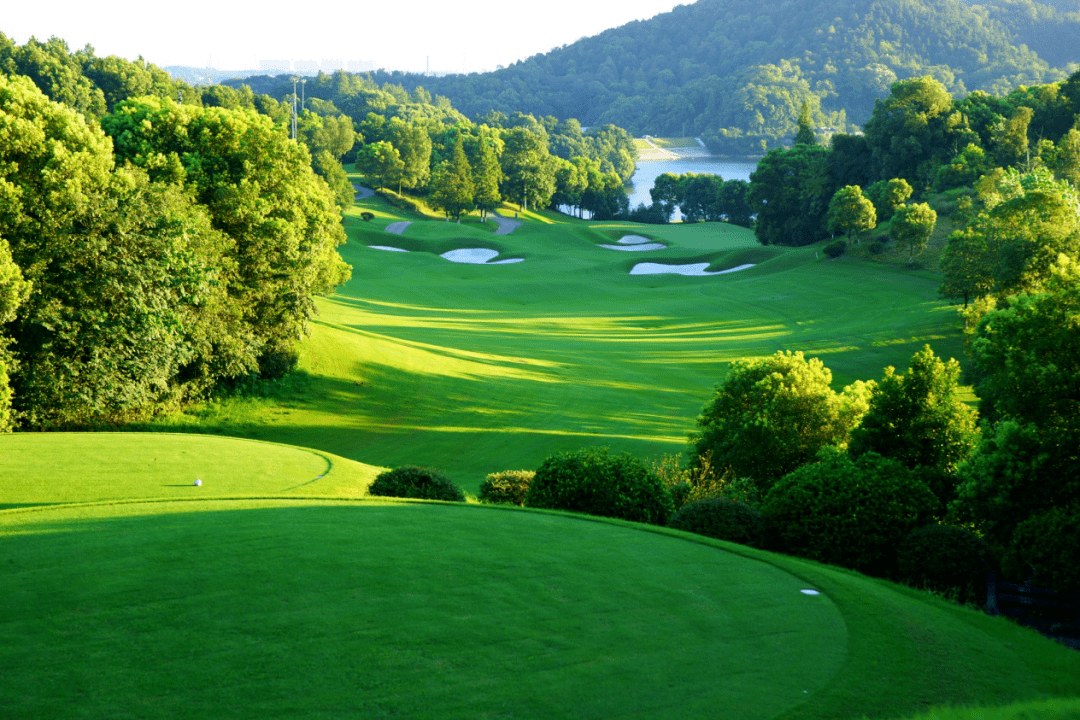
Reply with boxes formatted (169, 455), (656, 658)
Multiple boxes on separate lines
(352, 184), (375, 200)
(488, 213), (522, 235)
(385, 221), (412, 234)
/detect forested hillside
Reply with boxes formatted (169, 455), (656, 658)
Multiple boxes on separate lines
(342, 0), (1079, 151)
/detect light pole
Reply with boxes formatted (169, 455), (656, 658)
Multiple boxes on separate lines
(291, 76), (299, 140)
(300, 78), (306, 112)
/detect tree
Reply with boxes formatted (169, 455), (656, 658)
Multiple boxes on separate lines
(384, 117), (432, 194)
(890, 202), (938, 263)
(0, 236), (29, 432)
(500, 126), (556, 211)
(429, 135), (474, 220)
(826, 185), (876, 242)
(939, 226), (996, 309)
(356, 141), (405, 191)
(650, 173), (685, 219)
(863, 76), (966, 189)
(688, 351), (867, 492)
(471, 135), (503, 220)
(849, 345), (979, 505)
(864, 178), (913, 222)
(680, 174), (723, 222)
(717, 180), (753, 227)
(0, 76), (243, 426)
(991, 105), (1034, 169)
(793, 102), (816, 145)
(951, 257), (1080, 568)
(103, 96), (351, 378)
(748, 144), (835, 246)
(962, 168), (1080, 296)
(552, 156), (589, 216)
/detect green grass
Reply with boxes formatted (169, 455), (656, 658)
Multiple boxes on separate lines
(0, 433), (382, 507)
(151, 187), (967, 492)
(2, 487), (1078, 719)
(880, 698), (1080, 720)
(3, 181), (1059, 719)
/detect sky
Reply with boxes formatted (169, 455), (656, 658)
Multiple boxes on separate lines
(3, 0), (685, 75)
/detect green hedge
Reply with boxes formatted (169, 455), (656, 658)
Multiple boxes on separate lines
(368, 466), (465, 502)
(478, 470), (534, 506)
(525, 448), (674, 525)
(669, 498), (763, 547)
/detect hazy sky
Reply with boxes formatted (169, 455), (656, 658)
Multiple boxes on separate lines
(3, 0), (684, 74)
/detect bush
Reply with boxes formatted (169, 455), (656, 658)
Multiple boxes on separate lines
(1004, 506), (1080, 592)
(525, 448), (674, 525)
(869, 239), (887, 255)
(360, 211), (375, 221)
(897, 524), (990, 602)
(760, 449), (937, 576)
(668, 481), (694, 511)
(823, 239), (847, 258)
(669, 498), (763, 547)
(368, 466), (465, 502)
(478, 470), (534, 506)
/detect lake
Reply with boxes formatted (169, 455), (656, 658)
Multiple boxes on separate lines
(627, 157), (759, 222)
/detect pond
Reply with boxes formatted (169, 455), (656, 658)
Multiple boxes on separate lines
(627, 157), (759, 222)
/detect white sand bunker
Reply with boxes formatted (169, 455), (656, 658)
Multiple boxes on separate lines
(630, 262), (756, 276)
(441, 248), (523, 265)
(599, 242), (667, 251)
(369, 245), (409, 252)
(617, 235), (654, 244)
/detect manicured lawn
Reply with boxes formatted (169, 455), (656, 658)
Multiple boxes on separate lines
(2, 494), (1078, 719)
(151, 189), (966, 492)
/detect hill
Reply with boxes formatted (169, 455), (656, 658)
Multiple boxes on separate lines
(363, 0), (1078, 146)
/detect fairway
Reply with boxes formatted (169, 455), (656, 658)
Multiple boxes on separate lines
(151, 192), (965, 492)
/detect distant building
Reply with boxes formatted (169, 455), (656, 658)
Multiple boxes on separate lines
(321, 58), (345, 72)
(347, 59), (375, 72)
(293, 59), (318, 73)
(260, 58), (292, 73)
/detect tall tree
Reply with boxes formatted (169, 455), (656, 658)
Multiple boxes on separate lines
(471, 135), (503, 220)
(429, 135), (474, 220)
(890, 202), (938, 263)
(826, 185), (877, 242)
(749, 144), (834, 246)
(793, 102), (816, 145)
(384, 117), (432, 194)
(103, 97), (351, 378)
(499, 126), (556, 212)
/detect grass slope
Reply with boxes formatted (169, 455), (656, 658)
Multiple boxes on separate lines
(149, 187), (965, 492)
(2, 488), (1078, 719)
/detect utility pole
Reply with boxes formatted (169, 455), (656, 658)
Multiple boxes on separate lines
(291, 76), (298, 140)
(301, 78), (306, 111)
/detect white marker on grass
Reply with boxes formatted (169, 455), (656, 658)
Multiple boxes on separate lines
(194, 479), (202, 487)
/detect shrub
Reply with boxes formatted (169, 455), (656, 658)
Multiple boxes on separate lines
(761, 449), (937, 576)
(368, 466), (465, 502)
(897, 524), (990, 602)
(360, 211), (375, 221)
(525, 448), (674, 525)
(1004, 506), (1080, 592)
(478, 470), (534, 506)
(869, 239), (887, 255)
(668, 481), (694, 511)
(669, 498), (763, 547)
(823, 239), (847, 258)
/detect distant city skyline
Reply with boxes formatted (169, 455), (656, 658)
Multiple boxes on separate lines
(3, 0), (683, 75)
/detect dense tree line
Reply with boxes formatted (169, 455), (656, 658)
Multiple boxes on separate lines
(0, 57), (350, 428)
(315, 0), (1077, 151)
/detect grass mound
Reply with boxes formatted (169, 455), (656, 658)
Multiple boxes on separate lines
(0, 433), (382, 506)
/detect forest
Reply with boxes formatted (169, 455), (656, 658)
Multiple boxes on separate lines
(264, 0), (1079, 152)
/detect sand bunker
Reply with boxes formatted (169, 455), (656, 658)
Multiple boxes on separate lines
(369, 245), (409, 252)
(800, 589), (821, 596)
(441, 248), (523, 265)
(599, 242), (667, 252)
(630, 262), (756, 276)
(617, 235), (653, 244)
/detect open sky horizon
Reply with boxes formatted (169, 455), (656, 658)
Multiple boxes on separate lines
(3, 0), (684, 75)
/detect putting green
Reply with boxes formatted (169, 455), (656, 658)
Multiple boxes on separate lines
(0, 433), (383, 507)
(0, 500), (846, 719)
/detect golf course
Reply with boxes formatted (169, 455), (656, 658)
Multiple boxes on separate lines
(2, 187), (1079, 719)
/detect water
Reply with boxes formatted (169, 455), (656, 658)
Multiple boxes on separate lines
(627, 157), (759, 222)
